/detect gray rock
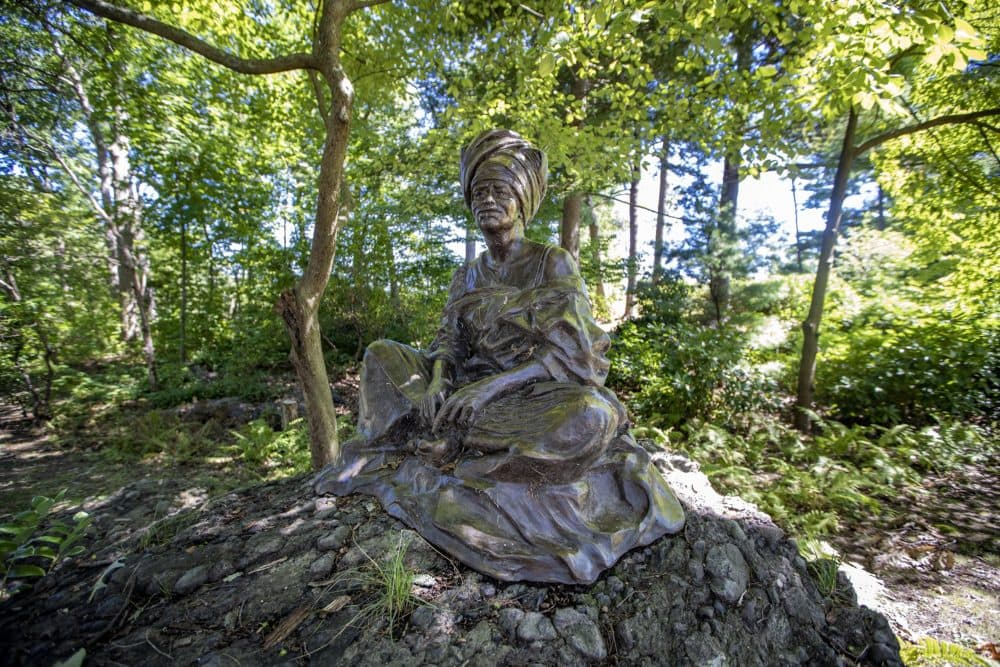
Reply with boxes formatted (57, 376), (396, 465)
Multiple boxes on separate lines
(409, 605), (436, 629)
(317, 525), (351, 551)
(706, 543), (749, 604)
(553, 608), (606, 661)
(174, 565), (209, 595)
(498, 607), (524, 638)
(517, 611), (557, 642)
(308, 553), (336, 580)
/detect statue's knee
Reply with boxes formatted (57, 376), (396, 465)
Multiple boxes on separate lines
(552, 389), (617, 458)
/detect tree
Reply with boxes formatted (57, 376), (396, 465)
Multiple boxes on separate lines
(66, 0), (394, 467)
(788, 1), (997, 430)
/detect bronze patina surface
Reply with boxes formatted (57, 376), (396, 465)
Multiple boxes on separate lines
(315, 129), (683, 584)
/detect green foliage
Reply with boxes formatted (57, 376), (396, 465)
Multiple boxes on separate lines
(331, 534), (426, 637)
(649, 414), (994, 539)
(145, 363), (281, 408)
(608, 278), (785, 429)
(102, 411), (218, 463)
(900, 638), (994, 667)
(1, 490), (91, 596)
(230, 419), (312, 480)
(136, 510), (199, 552)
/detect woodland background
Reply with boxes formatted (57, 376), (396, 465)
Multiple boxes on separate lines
(1, 0), (998, 660)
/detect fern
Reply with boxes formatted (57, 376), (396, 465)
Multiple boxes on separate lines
(900, 638), (993, 666)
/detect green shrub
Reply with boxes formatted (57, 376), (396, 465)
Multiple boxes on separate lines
(1, 490), (91, 597)
(652, 414), (994, 539)
(230, 418), (312, 479)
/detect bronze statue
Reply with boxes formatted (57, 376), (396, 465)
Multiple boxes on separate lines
(315, 129), (683, 584)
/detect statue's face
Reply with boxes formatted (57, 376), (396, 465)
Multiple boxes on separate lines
(471, 178), (520, 234)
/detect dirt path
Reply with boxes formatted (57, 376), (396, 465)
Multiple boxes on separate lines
(832, 456), (1000, 653)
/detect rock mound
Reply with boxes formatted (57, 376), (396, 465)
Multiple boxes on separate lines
(0, 449), (902, 666)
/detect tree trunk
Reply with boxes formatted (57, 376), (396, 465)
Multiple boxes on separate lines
(560, 193), (582, 263)
(653, 135), (669, 284)
(465, 224), (477, 264)
(180, 215), (187, 363)
(791, 177), (803, 273)
(795, 107), (858, 432)
(585, 197), (604, 300)
(275, 2), (355, 468)
(623, 159), (640, 320)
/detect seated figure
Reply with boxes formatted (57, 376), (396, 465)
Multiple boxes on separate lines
(315, 129), (683, 584)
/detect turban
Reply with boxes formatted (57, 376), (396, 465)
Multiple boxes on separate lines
(460, 129), (547, 224)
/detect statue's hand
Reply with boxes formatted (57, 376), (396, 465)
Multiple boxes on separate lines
(420, 365), (451, 427)
(433, 377), (498, 433)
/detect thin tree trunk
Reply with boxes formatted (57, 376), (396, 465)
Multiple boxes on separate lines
(791, 176), (803, 273)
(465, 224), (476, 264)
(585, 197), (604, 300)
(560, 193), (582, 263)
(180, 215), (187, 363)
(653, 135), (669, 284)
(559, 75), (589, 264)
(795, 107), (858, 432)
(623, 158), (640, 320)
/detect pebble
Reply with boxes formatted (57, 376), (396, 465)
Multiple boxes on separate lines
(174, 565), (209, 594)
(317, 525), (351, 551)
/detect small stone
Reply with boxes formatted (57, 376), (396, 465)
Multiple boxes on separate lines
(517, 611), (557, 642)
(317, 525), (351, 551)
(615, 619), (636, 650)
(309, 553), (336, 580)
(688, 560), (705, 582)
(410, 605), (436, 629)
(412, 574), (436, 588)
(465, 621), (493, 651)
(174, 565), (208, 595)
(498, 608), (524, 638)
(606, 576), (625, 596)
(481, 583), (496, 597)
(705, 543), (749, 604)
(552, 608), (606, 660)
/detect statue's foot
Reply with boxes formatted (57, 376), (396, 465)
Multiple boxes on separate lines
(415, 437), (456, 466)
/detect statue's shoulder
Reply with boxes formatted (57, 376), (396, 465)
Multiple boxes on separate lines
(534, 242), (578, 281)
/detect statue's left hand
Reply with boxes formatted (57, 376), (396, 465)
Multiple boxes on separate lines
(433, 377), (500, 433)
(420, 362), (451, 427)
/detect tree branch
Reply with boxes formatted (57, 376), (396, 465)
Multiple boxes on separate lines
(66, 0), (319, 74)
(855, 107), (1000, 155)
(347, 0), (389, 12)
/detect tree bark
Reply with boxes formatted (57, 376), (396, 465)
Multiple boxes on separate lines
(653, 136), (669, 284)
(559, 75), (589, 264)
(791, 177), (803, 273)
(795, 107), (858, 432)
(560, 193), (582, 263)
(623, 158), (640, 320)
(585, 197), (605, 300)
(465, 224), (477, 264)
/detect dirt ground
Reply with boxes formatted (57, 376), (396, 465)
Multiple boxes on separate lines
(1, 401), (997, 660)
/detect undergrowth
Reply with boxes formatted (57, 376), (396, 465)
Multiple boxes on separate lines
(637, 413), (995, 539)
(328, 535), (427, 638)
(1, 490), (91, 598)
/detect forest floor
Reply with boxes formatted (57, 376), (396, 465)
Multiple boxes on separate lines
(1, 396), (998, 661)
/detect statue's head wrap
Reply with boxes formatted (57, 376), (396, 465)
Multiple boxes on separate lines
(461, 129), (547, 225)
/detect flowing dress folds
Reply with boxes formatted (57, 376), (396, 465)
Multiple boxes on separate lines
(315, 242), (684, 584)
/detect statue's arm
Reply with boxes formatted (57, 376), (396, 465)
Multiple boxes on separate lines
(433, 359), (548, 433)
(422, 266), (470, 425)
